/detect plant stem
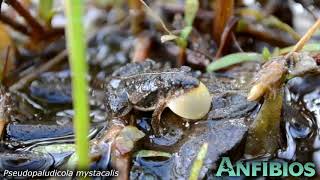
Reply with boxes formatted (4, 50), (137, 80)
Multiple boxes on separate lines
(5, 0), (45, 35)
(290, 18), (320, 53)
(65, 0), (90, 171)
(215, 17), (238, 58)
(0, 13), (30, 35)
(9, 50), (67, 91)
(213, 0), (234, 44)
(178, 47), (186, 67)
(139, 0), (172, 35)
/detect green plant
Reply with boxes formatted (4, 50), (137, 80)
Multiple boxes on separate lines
(189, 143), (208, 180)
(65, 0), (90, 170)
(178, 0), (199, 48)
(278, 43), (320, 55)
(140, 0), (199, 66)
(158, 0), (199, 46)
(38, 0), (54, 26)
(206, 52), (262, 72)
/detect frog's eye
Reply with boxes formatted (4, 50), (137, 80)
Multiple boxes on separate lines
(167, 82), (211, 120)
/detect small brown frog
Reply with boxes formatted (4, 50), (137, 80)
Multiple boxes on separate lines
(104, 60), (211, 134)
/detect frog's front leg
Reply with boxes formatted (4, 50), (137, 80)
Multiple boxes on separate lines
(151, 99), (167, 135)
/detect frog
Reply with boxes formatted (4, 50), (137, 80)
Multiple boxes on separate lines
(104, 60), (209, 135)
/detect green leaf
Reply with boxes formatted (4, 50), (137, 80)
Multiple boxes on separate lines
(189, 143), (208, 180)
(39, 0), (54, 25)
(239, 8), (263, 21)
(176, 0), (198, 48)
(180, 26), (193, 40)
(206, 52), (262, 72)
(175, 37), (188, 48)
(184, 0), (199, 26)
(262, 47), (271, 61)
(65, 0), (90, 170)
(245, 90), (283, 156)
(236, 19), (249, 32)
(262, 16), (301, 41)
(278, 43), (320, 55)
(134, 150), (171, 158)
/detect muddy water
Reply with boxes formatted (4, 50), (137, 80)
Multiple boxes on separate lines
(3, 64), (320, 179)
(130, 71), (320, 178)
(0, 29), (132, 174)
(1, 27), (320, 179)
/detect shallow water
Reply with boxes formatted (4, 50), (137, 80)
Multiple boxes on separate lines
(280, 73), (320, 172)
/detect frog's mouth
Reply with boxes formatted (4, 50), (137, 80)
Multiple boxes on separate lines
(167, 82), (212, 120)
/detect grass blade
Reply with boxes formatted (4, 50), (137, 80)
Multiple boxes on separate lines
(65, 0), (90, 170)
(184, 0), (199, 26)
(206, 52), (262, 72)
(189, 143), (208, 180)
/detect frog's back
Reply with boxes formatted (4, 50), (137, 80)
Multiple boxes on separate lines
(112, 60), (161, 77)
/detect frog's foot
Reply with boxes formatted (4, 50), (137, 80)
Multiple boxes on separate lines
(151, 100), (167, 136)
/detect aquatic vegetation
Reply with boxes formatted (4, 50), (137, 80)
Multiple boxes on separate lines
(245, 91), (283, 156)
(207, 52), (262, 72)
(278, 43), (320, 55)
(189, 143), (208, 180)
(65, 0), (90, 170)
(248, 18), (320, 101)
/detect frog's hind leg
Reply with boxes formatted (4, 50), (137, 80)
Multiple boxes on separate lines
(151, 100), (167, 136)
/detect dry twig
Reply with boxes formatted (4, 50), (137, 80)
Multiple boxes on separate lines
(9, 49), (67, 91)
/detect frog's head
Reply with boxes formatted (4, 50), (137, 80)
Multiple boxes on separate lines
(106, 90), (132, 117)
